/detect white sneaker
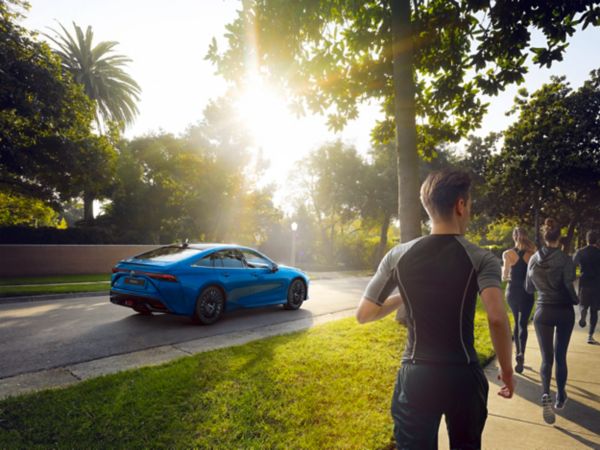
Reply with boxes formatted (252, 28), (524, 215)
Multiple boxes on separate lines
(555, 395), (568, 410)
(588, 336), (598, 345)
(542, 394), (555, 424)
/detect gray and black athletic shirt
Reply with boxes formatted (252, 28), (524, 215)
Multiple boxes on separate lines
(363, 234), (501, 365)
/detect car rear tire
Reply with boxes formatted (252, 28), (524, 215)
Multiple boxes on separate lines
(133, 307), (152, 316)
(194, 286), (225, 325)
(284, 279), (305, 310)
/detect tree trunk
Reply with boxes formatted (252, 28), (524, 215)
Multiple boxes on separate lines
(83, 191), (94, 222)
(391, 0), (421, 243)
(564, 217), (578, 254)
(375, 212), (392, 270)
(329, 220), (336, 265)
(533, 204), (541, 249)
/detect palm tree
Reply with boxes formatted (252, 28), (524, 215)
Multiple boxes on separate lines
(46, 22), (141, 221)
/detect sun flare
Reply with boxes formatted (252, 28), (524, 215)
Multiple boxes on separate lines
(235, 78), (297, 153)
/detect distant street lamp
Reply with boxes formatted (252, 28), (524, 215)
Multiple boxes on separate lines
(291, 222), (298, 266)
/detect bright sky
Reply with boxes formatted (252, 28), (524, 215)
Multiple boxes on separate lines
(22, 1), (600, 209)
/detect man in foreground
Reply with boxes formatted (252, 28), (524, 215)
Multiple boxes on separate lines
(356, 169), (514, 450)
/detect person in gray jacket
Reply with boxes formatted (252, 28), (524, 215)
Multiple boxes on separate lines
(526, 218), (578, 425)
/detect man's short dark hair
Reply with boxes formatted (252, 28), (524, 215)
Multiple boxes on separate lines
(420, 169), (472, 220)
(587, 230), (599, 245)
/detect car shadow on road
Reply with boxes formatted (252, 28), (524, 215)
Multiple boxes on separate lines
(0, 301), (316, 380)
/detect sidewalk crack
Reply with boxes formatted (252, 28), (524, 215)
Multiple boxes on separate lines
(65, 368), (82, 381)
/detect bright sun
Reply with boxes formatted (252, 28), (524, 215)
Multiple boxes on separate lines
(233, 75), (332, 200)
(235, 78), (297, 153)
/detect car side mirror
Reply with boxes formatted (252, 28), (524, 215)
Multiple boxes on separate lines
(271, 263), (279, 273)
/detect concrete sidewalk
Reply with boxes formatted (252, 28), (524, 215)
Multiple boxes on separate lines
(440, 313), (600, 449)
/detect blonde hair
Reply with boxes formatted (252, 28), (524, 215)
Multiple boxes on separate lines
(513, 227), (535, 252)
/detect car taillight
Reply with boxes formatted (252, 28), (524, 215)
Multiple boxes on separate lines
(147, 273), (178, 282)
(111, 267), (177, 282)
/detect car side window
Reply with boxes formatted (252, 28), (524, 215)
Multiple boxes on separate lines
(219, 250), (244, 268)
(192, 255), (214, 268)
(241, 250), (271, 269)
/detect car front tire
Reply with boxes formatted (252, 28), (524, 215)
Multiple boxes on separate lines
(284, 279), (305, 310)
(194, 286), (225, 325)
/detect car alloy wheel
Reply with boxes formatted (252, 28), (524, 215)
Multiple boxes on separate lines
(195, 286), (225, 325)
(284, 279), (305, 310)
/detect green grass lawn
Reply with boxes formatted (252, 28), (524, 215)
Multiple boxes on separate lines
(0, 307), (496, 449)
(0, 283), (109, 298)
(0, 274), (110, 298)
(0, 274), (110, 286)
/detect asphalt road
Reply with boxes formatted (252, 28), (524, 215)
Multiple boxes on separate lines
(0, 277), (369, 379)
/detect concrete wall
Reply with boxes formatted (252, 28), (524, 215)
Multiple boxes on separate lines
(0, 245), (158, 277)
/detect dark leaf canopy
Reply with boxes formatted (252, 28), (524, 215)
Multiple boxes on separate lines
(207, 0), (600, 155)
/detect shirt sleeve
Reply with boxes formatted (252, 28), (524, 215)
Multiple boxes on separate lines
(362, 249), (398, 306)
(476, 251), (502, 293)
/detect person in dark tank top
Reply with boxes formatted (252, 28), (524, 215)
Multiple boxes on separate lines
(502, 227), (536, 374)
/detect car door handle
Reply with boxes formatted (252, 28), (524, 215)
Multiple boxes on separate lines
(222, 272), (230, 278)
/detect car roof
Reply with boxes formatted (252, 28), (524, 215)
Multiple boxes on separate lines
(186, 243), (241, 251)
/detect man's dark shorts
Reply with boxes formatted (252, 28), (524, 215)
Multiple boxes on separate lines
(391, 362), (489, 450)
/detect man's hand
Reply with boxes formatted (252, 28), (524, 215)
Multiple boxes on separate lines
(497, 369), (515, 399)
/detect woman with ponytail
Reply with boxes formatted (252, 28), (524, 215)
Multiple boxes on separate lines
(502, 228), (536, 374)
(525, 218), (578, 424)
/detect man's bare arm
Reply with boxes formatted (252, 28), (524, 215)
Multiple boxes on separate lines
(480, 286), (515, 399)
(356, 294), (403, 324)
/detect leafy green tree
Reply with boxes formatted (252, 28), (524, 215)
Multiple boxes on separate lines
(45, 22), (140, 220)
(106, 126), (281, 245)
(298, 141), (367, 263)
(208, 0), (600, 243)
(0, 190), (63, 227)
(486, 72), (600, 250)
(1, 0), (115, 213)
(361, 143), (398, 266)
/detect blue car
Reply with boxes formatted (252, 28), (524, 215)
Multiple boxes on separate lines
(110, 243), (309, 325)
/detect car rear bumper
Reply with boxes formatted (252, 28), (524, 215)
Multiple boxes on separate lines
(110, 291), (171, 313)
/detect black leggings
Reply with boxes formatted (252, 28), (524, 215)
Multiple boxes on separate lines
(533, 305), (575, 399)
(580, 305), (598, 336)
(507, 287), (535, 356)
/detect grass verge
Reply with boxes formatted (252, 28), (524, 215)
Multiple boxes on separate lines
(0, 308), (496, 449)
(0, 274), (110, 286)
(0, 274), (110, 298)
(0, 283), (109, 298)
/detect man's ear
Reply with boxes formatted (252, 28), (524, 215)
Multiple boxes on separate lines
(455, 197), (466, 217)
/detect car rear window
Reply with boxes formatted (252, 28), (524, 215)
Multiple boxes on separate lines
(134, 246), (203, 262)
